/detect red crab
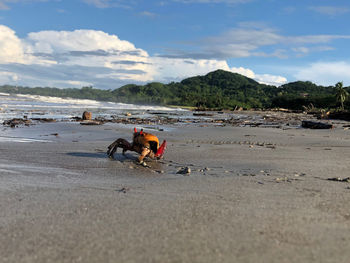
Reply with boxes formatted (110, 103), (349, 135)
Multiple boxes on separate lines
(107, 128), (167, 165)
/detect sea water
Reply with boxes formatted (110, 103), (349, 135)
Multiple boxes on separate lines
(0, 92), (186, 122)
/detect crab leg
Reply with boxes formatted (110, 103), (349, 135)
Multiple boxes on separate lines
(138, 147), (151, 164)
(107, 138), (132, 158)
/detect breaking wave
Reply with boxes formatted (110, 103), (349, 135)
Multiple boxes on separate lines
(0, 93), (186, 122)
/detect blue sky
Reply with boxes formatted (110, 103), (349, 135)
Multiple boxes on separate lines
(1, 0), (350, 89)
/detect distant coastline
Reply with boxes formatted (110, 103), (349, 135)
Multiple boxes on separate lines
(1, 70), (349, 111)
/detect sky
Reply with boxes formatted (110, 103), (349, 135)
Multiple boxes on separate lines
(0, 0), (350, 89)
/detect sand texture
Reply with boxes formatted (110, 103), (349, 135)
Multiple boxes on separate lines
(1, 120), (350, 263)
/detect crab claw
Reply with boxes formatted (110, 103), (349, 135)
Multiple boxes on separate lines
(155, 140), (167, 159)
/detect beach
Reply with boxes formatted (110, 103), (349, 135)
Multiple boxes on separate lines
(1, 116), (350, 263)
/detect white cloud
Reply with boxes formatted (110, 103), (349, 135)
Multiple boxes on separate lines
(254, 74), (287, 86)
(309, 6), (350, 16)
(173, 0), (251, 3)
(161, 25), (350, 60)
(230, 66), (255, 79)
(230, 66), (287, 86)
(151, 57), (229, 82)
(1, 0), (131, 9)
(295, 61), (350, 86)
(27, 29), (138, 53)
(81, 0), (131, 8)
(81, 0), (251, 8)
(0, 0), (50, 10)
(0, 71), (19, 82)
(0, 25), (240, 89)
(81, 0), (111, 8)
(0, 25), (25, 63)
(139, 11), (157, 18)
(2, 24), (346, 89)
(292, 46), (334, 56)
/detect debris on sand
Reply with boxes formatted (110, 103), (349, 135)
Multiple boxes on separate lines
(327, 177), (350, 183)
(117, 187), (130, 193)
(80, 120), (103, 125)
(193, 112), (214, 117)
(275, 177), (292, 183)
(199, 167), (211, 172)
(3, 118), (32, 127)
(177, 167), (191, 175)
(328, 111), (350, 121)
(301, 121), (333, 129)
(31, 118), (56, 123)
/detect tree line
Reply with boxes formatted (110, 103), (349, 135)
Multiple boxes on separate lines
(1, 70), (349, 111)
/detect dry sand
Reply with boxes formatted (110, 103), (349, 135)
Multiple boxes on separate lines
(1, 119), (350, 263)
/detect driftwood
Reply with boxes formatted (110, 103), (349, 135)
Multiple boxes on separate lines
(327, 177), (350, 183)
(80, 120), (103, 125)
(301, 121), (333, 129)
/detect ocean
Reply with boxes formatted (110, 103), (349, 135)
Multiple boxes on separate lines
(0, 92), (186, 122)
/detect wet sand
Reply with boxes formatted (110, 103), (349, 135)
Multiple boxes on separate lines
(1, 119), (350, 263)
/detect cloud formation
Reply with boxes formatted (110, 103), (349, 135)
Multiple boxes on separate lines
(81, 0), (132, 8)
(0, 0), (49, 10)
(295, 61), (350, 86)
(0, 24), (289, 88)
(0, 26), (159, 88)
(309, 6), (350, 16)
(230, 66), (287, 86)
(160, 25), (350, 60)
(0, 25), (240, 88)
(173, 0), (251, 3)
(0, 25), (25, 63)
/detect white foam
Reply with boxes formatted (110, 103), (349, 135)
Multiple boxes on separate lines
(11, 94), (184, 111)
(15, 94), (102, 106)
(0, 136), (52, 143)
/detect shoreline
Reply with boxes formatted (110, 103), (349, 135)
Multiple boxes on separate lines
(1, 119), (350, 262)
(1, 108), (340, 129)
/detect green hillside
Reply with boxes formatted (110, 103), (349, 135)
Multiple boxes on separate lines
(113, 70), (278, 109)
(1, 69), (349, 110)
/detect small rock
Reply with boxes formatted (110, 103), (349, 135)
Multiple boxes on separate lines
(117, 187), (130, 193)
(82, 111), (92, 120)
(276, 177), (291, 183)
(177, 167), (191, 175)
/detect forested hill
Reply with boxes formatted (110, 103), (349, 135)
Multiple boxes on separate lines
(0, 69), (348, 110)
(112, 70), (277, 108)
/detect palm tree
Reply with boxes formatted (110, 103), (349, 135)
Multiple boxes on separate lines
(335, 81), (349, 110)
